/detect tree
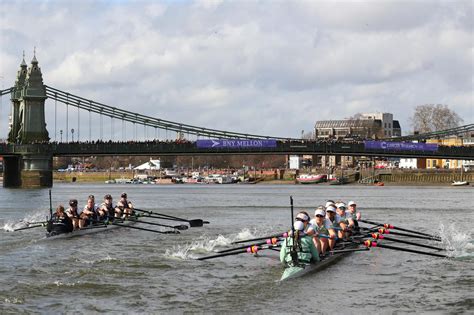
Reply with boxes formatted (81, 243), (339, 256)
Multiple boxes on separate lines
(411, 104), (463, 133)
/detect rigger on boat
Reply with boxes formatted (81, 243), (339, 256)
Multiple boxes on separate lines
(197, 196), (451, 281)
(6, 190), (210, 239)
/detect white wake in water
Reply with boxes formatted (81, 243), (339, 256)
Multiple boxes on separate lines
(438, 223), (473, 258)
(2, 211), (48, 232)
(165, 227), (278, 260)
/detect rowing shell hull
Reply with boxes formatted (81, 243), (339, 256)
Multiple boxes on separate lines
(280, 243), (359, 281)
(44, 219), (136, 240)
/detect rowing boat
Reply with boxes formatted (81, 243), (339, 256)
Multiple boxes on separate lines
(280, 241), (360, 281)
(44, 217), (137, 240)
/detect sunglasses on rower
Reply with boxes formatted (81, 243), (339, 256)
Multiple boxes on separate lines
(295, 217), (309, 222)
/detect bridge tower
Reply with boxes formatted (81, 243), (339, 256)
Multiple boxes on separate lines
(17, 53), (50, 143)
(3, 54), (52, 188)
(7, 53), (27, 143)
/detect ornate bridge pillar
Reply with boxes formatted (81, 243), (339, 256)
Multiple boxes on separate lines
(3, 54), (52, 188)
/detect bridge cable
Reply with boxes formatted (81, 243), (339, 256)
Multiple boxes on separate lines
(54, 94), (57, 142)
(66, 94), (69, 142)
(77, 101), (80, 142)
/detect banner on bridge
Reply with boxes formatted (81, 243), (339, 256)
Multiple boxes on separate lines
(196, 139), (277, 149)
(364, 141), (438, 152)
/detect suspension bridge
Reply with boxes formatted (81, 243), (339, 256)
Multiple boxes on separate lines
(0, 55), (473, 188)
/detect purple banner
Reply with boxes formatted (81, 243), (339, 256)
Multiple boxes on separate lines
(364, 141), (438, 152)
(196, 139), (277, 149)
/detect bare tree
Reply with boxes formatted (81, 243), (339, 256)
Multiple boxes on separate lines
(411, 104), (463, 133)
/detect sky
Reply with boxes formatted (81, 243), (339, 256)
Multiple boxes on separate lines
(0, 0), (472, 141)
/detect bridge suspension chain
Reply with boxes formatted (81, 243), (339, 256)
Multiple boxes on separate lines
(44, 85), (298, 141)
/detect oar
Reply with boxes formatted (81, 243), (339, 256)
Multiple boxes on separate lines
(124, 218), (188, 230)
(216, 237), (281, 254)
(9, 224), (45, 232)
(198, 244), (276, 261)
(110, 221), (180, 234)
(134, 209), (209, 227)
(363, 240), (449, 258)
(232, 232), (288, 244)
(377, 228), (442, 242)
(329, 247), (370, 254)
(21, 220), (48, 225)
(359, 219), (441, 240)
(370, 233), (447, 251)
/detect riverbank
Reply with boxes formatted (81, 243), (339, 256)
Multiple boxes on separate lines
(50, 173), (471, 187)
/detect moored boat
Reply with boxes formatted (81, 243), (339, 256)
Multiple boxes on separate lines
(296, 174), (327, 184)
(329, 177), (349, 185)
(451, 181), (469, 186)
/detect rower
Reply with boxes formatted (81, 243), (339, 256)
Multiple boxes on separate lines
(280, 220), (320, 266)
(98, 194), (118, 221)
(324, 205), (339, 250)
(116, 192), (134, 218)
(335, 202), (352, 239)
(308, 206), (330, 255)
(347, 200), (361, 226)
(48, 205), (74, 234)
(80, 195), (99, 227)
(65, 199), (80, 230)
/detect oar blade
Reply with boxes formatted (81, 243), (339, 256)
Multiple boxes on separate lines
(163, 230), (181, 234)
(174, 224), (189, 231)
(188, 219), (204, 227)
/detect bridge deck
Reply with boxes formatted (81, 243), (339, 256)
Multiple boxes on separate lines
(0, 141), (472, 159)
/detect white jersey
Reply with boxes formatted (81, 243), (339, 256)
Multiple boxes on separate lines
(346, 210), (360, 221)
(335, 213), (345, 223)
(83, 204), (99, 213)
(323, 216), (338, 230)
(307, 219), (331, 234)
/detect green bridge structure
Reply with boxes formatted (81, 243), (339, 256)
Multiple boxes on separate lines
(0, 55), (473, 188)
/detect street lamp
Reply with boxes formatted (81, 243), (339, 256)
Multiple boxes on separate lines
(71, 128), (75, 142)
(60, 130), (63, 143)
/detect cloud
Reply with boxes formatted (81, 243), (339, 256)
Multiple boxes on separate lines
(0, 0), (472, 140)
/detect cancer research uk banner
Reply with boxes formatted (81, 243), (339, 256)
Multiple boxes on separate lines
(364, 141), (438, 152)
(196, 139), (277, 149)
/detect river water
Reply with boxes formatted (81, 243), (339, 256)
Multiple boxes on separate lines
(0, 184), (473, 314)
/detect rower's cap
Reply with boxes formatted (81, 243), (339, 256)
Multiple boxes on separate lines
(293, 221), (305, 231)
(315, 209), (326, 217)
(325, 201), (335, 208)
(69, 199), (78, 206)
(348, 201), (356, 206)
(121, 192), (127, 198)
(326, 206), (337, 213)
(296, 212), (309, 222)
(336, 202), (346, 209)
(104, 194), (112, 200)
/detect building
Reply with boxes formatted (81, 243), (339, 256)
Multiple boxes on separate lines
(313, 112), (402, 168)
(359, 112), (401, 138)
(424, 135), (473, 169)
(314, 119), (383, 139)
(399, 158), (426, 169)
(134, 159), (161, 171)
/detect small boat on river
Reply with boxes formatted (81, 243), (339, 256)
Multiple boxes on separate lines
(296, 174), (327, 184)
(451, 181), (469, 186)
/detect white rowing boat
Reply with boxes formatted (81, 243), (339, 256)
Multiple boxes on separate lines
(280, 241), (361, 281)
